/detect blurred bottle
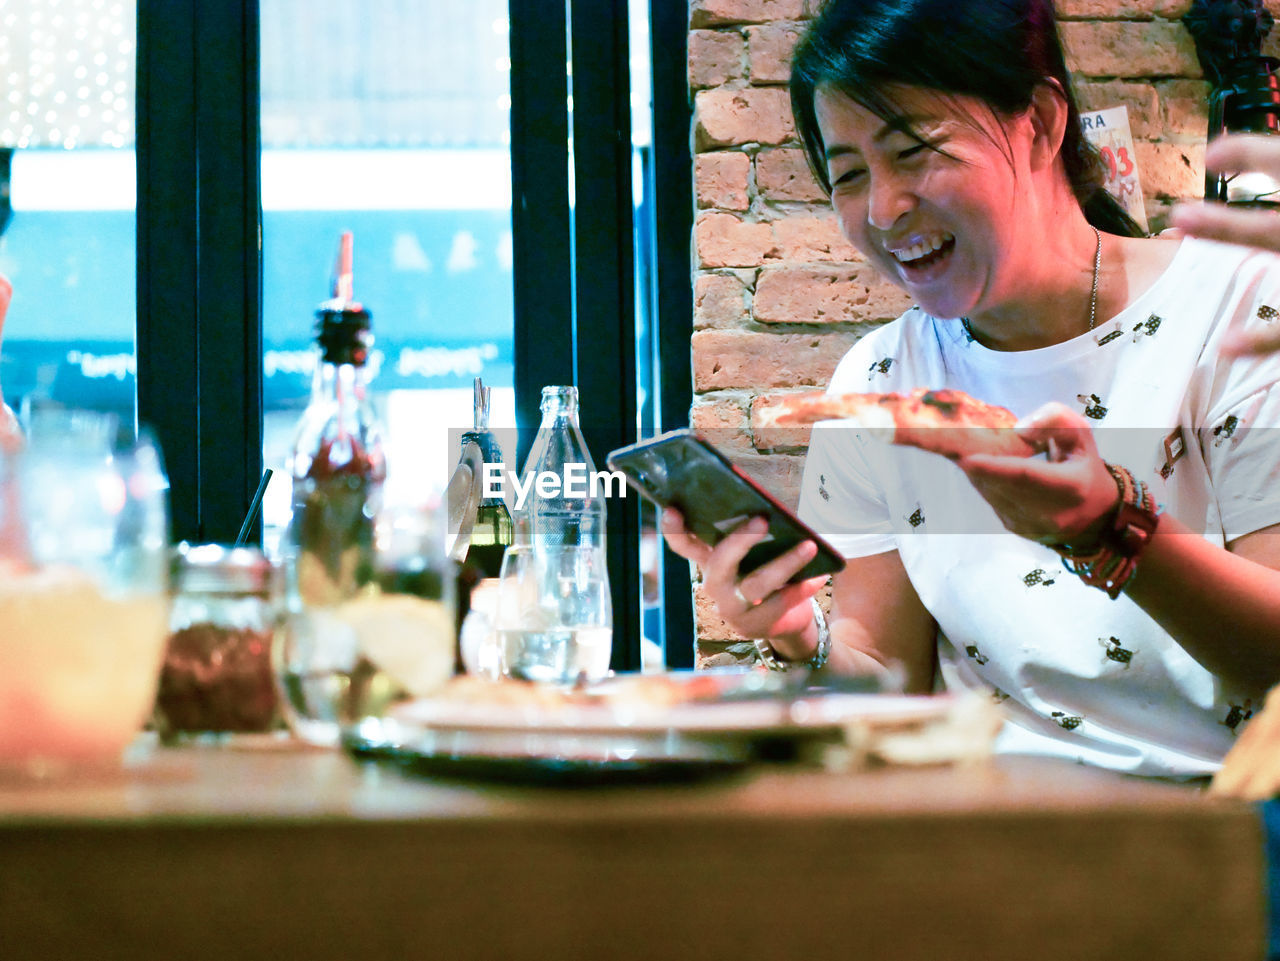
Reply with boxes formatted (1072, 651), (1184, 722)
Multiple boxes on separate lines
(278, 232), (388, 745)
(452, 378), (513, 675)
(462, 378), (513, 578)
(285, 231), (386, 603)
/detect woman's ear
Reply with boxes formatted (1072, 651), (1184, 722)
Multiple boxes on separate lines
(1027, 80), (1069, 171)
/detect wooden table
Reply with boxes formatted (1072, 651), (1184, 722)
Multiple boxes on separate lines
(0, 741), (1264, 961)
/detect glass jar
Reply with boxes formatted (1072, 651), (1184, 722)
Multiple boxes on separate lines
(154, 543), (282, 738)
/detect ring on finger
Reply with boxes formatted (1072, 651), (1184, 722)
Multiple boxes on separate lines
(732, 583), (759, 609)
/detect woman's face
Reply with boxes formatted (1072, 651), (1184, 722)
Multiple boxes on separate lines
(815, 85), (1036, 321)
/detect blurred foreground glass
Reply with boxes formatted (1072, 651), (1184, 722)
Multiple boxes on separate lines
(495, 543), (612, 684)
(0, 412), (169, 775)
(275, 498), (457, 746)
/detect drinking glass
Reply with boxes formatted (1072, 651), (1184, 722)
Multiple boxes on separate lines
(275, 497), (457, 746)
(495, 543), (612, 684)
(0, 411), (170, 775)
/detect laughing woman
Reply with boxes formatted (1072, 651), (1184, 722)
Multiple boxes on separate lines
(663, 0), (1280, 777)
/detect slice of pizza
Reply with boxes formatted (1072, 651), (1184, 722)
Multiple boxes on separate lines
(760, 387), (1038, 460)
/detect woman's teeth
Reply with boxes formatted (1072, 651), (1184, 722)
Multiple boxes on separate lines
(892, 234), (955, 271)
(893, 234), (953, 264)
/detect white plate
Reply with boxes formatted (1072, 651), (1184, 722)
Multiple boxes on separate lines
(347, 675), (954, 779)
(388, 683), (952, 739)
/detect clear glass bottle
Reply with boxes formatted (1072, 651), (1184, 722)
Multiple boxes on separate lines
(515, 386), (607, 551)
(501, 385), (612, 684)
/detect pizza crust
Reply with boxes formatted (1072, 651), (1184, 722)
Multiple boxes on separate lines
(760, 388), (1038, 461)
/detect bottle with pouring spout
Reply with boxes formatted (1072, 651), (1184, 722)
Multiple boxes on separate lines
(277, 232), (389, 744)
(501, 385), (612, 684)
(285, 231), (386, 592)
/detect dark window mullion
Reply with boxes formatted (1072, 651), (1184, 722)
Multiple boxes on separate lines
(137, 0), (261, 545)
(193, 0), (262, 545)
(569, 1), (640, 672)
(649, 1), (695, 668)
(136, 0), (200, 540)
(509, 0), (573, 469)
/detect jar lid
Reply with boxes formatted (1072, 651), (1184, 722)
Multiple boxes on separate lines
(171, 542), (277, 596)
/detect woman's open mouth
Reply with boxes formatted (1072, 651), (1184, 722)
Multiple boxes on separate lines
(892, 234), (956, 281)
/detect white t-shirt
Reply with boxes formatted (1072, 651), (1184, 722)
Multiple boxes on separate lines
(797, 238), (1280, 777)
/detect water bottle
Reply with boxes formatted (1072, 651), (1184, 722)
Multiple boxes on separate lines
(503, 385), (611, 683)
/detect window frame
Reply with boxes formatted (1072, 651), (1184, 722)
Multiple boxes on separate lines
(137, 0), (263, 546)
(134, 0), (692, 668)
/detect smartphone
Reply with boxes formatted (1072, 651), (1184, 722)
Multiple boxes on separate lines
(606, 430), (845, 582)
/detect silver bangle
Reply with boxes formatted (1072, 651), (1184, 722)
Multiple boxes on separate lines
(755, 598), (831, 672)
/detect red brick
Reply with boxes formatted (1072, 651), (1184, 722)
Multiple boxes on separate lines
(697, 151), (751, 210)
(695, 211), (778, 268)
(771, 213), (861, 262)
(755, 147), (826, 203)
(691, 329), (859, 390)
(751, 392), (816, 452)
(688, 29), (745, 90)
(733, 450), (807, 505)
(690, 0), (806, 28)
(1075, 81), (1161, 139)
(1155, 79), (1210, 138)
(754, 263), (913, 325)
(1061, 21), (1199, 78)
(695, 271), (753, 329)
(690, 398), (754, 453)
(695, 86), (795, 149)
(745, 22), (801, 85)
(696, 210), (861, 267)
(1134, 139), (1203, 199)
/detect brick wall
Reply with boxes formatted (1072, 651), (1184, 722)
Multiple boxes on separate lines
(685, 0), (1280, 664)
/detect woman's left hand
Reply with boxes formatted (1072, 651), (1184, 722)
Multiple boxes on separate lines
(956, 402), (1119, 546)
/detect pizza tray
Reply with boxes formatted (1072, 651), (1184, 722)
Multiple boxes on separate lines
(341, 672), (952, 785)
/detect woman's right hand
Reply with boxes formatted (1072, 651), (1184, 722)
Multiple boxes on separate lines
(659, 507), (829, 654)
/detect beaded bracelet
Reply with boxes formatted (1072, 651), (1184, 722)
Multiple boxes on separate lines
(1052, 463), (1160, 599)
(754, 598), (832, 672)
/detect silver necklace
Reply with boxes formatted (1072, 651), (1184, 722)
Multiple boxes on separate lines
(962, 225), (1102, 340)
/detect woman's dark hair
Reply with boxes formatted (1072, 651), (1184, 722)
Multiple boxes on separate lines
(790, 0), (1145, 237)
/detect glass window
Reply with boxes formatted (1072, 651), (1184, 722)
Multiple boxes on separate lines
(0, 0), (136, 428)
(258, 0), (515, 556)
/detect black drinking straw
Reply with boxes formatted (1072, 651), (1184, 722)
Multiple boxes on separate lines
(234, 468), (273, 547)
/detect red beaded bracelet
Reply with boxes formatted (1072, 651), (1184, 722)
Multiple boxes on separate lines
(1051, 463), (1160, 599)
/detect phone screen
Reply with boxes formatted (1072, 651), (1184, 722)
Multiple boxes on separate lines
(607, 430), (845, 582)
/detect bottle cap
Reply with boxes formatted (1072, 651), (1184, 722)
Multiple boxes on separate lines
(314, 232), (373, 364)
